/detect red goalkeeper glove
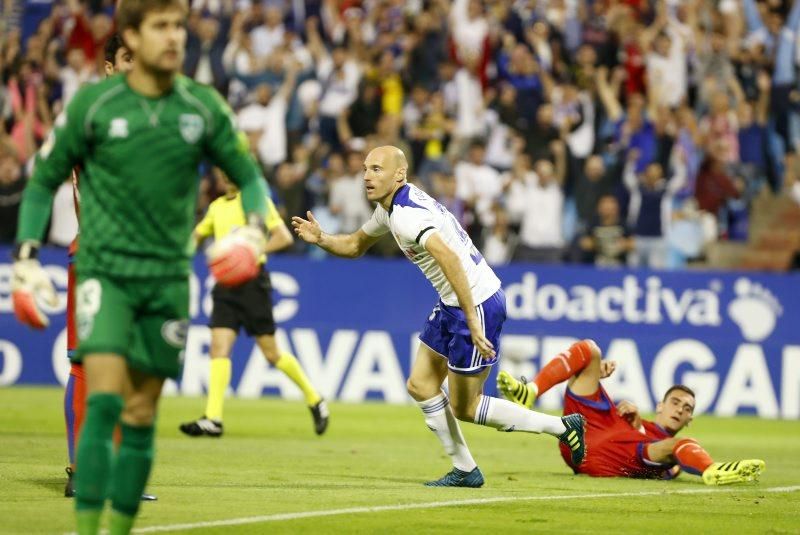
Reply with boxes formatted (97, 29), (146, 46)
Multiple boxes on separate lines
(12, 242), (58, 329)
(207, 222), (267, 287)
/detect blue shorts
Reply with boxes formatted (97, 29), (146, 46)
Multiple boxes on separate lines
(419, 290), (506, 375)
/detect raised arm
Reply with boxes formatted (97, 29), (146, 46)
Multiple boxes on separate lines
(639, 4), (668, 53)
(623, 151), (640, 191)
(665, 151), (688, 195)
(773, 0), (800, 84)
(292, 210), (381, 258)
(756, 71), (771, 124)
(275, 59), (299, 103)
(596, 66), (623, 122)
(742, 0), (765, 34)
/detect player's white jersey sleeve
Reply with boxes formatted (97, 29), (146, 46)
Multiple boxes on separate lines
(388, 184), (500, 307)
(361, 205), (391, 237)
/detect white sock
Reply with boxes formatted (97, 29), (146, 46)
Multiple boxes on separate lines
(474, 395), (566, 436)
(417, 392), (477, 472)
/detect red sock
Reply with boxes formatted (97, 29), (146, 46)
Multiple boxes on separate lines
(673, 438), (714, 475)
(534, 340), (595, 397)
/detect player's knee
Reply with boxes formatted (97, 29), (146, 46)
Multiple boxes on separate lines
(121, 399), (157, 426)
(406, 377), (436, 401)
(583, 339), (602, 363)
(210, 343), (232, 358)
(449, 398), (476, 421)
(261, 346), (280, 364)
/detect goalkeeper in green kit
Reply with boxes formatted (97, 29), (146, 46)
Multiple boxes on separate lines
(11, 0), (270, 533)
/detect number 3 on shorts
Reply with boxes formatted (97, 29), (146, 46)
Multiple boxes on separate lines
(76, 278), (102, 341)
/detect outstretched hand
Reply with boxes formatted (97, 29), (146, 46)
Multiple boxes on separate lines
(291, 211), (322, 244)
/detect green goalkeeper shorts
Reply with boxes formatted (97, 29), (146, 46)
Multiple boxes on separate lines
(73, 273), (190, 379)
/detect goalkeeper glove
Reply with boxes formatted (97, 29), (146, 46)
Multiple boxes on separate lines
(207, 215), (268, 287)
(12, 241), (58, 329)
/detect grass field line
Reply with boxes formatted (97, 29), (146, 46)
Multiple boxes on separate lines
(124, 484), (800, 533)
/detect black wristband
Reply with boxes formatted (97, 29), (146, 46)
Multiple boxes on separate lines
(13, 241), (40, 261)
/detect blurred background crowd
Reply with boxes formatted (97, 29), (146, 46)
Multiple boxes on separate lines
(2, 0), (800, 270)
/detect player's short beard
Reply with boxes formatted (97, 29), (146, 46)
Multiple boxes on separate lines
(141, 53), (181, 77)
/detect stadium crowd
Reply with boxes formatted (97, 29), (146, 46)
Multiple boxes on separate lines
(2, 0), (800, 269)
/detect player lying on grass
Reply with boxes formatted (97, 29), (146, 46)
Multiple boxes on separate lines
(497, 340), (765, 485)
(180, 171), (328, 437)
(293, 145), (586, 488)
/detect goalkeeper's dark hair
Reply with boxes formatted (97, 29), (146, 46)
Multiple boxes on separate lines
(663, 385), (695, 402)
(117, 0), (188, 32)
(104, 33), (127, 64)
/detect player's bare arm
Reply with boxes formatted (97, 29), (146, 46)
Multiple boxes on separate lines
(292, 211), (380, 258)
(264, 221), (293, 254)
(424, 232), (495, 359)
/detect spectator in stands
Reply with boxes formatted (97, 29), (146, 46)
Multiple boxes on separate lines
(514, 148), (567, 264)
(6, 0), (800, 272)
(624, 149), (687, 269)
(307, 18), (360, 152)
(59, 47), (93, 107)
(236, 60), (298, 174)
(0, 143), (24, 243)
(579, 195), (633, 267)
(526, 103), (561, 163)
(454, 141), (502, 232)
(64, 1), (113, 65)
(327, 150), (371, 234)
(251, 4), (285, 61)
(452, 57), (485, 156)
(185, 14), (229, 94)
(449, 0), (489, 78)
(432, 171), (467, 231)
(574, 155), (616, 230)
(483, 204), (516, 266)
(502, 153), (535, 231)
(695, 150), (744, 218)
(404, 7), (447, 91)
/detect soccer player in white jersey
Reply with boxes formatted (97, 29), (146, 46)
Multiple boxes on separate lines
(292, 146), (587, 487)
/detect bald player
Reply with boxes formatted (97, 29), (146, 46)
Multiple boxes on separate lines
(292, 146), (587, 487)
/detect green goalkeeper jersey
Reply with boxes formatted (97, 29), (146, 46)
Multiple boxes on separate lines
(17, 74), (268, 278)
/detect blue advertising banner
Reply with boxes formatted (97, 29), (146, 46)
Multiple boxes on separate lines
(1, 245), (798, 418)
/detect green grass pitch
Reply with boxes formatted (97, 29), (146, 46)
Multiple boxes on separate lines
(2, 387), (799, 534)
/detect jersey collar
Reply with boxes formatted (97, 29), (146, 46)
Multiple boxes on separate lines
(387, 184), (410, 215)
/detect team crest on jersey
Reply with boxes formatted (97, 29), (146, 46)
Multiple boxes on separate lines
(76, 279), (102, 340)
(179, 114), (204, 144)
(161, 319), (190, 348)
(109, 118), (129, 138)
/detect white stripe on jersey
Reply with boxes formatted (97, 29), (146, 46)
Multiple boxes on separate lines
(361, 184), (501, 307)
(471, 303), (485, 368)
